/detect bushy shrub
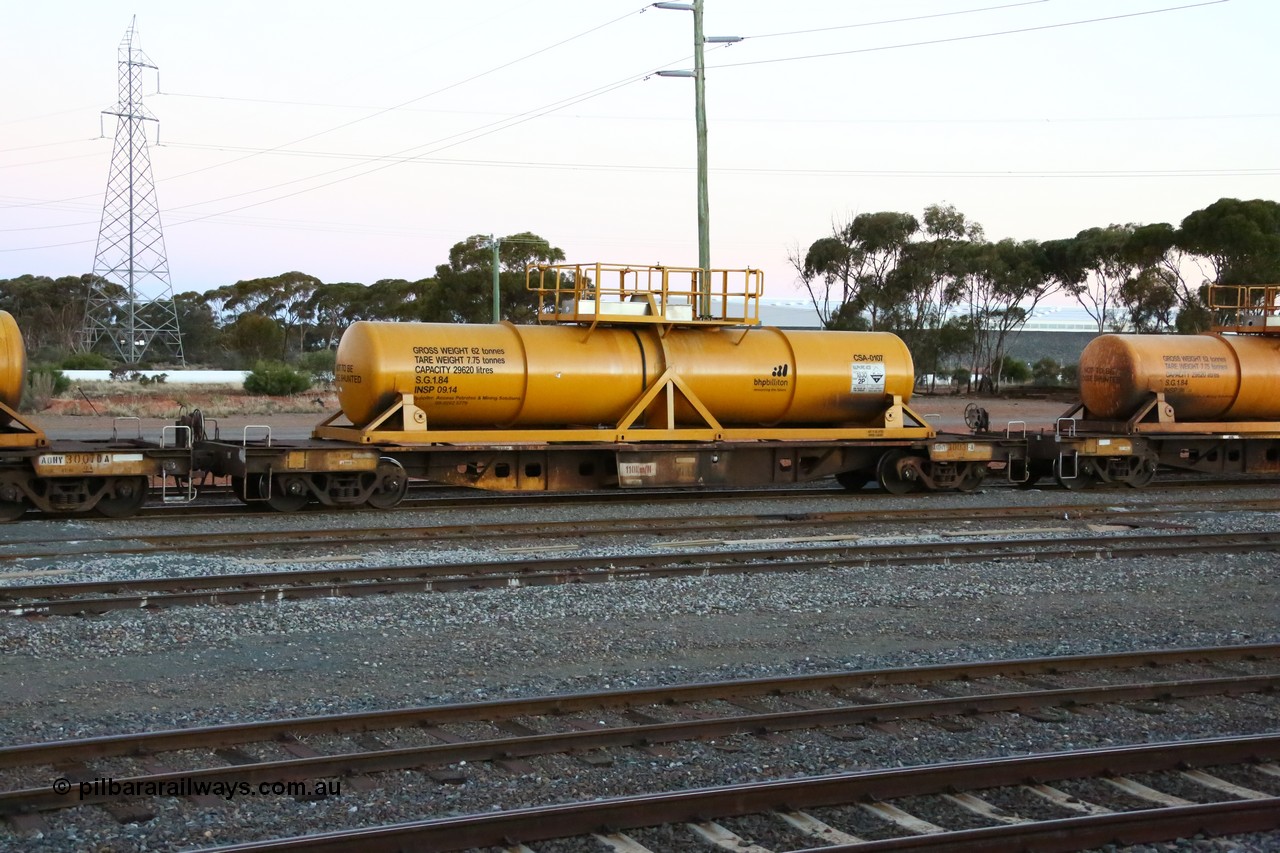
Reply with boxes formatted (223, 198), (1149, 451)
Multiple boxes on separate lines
(996, 356), (1031, 384)
(22, 366), (70, 411)
(243, 361), (311, 396)
(1031, 357), (1061, 386)
(296, 349), (336, 386)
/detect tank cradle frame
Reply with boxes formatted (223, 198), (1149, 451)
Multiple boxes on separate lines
(1061, 392), (1280, 436)
(0, 401), (47, 449)
(314, 384), (936, 445)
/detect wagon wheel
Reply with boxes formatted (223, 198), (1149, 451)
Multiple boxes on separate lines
(96, 476), (149, 518)
(956, 462), (987, 492)
(260, 474), (310, 513)
(1053, 456), (1094, 491)
(230, 475), (262, 505)
(1015, 459), (1051, 490)
(876, 450), (920, 495)
(0, 496), (27, 521)
(367, 459), (409, 509)
(1124, 453), (1159, 489)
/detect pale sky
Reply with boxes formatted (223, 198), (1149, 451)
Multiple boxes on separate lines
(2, 0), (1275, 302)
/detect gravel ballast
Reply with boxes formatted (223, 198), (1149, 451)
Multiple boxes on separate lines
(0, 480), (1277, 851)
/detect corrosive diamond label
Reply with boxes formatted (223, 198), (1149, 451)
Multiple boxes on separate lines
(850, 363), (885, 393)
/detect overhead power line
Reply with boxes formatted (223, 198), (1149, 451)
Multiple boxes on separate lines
(704, 1), (1230, 71)
(743, 0), (1052, 39)
(0, 5), (649, 218)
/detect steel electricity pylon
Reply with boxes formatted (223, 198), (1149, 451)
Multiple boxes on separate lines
(83, 17), (185, 365)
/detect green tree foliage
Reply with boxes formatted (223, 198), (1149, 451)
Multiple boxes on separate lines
(1031, 357), (1061, 386)
(243, 361), (312, 396)
(880, 204), (980, 381)
(171, 291), (223, 365)
(0, 274), (91, 359)
(22, 365), (70, 410)
(1119, 268), (1178, 333)
(1043, 225), (1141, 332)
(224, 314), (284, 366)
(792, 211), (920, 330)
(995, 355), (1031, 384)
(1179, 198), (1280, 285)
(296, 348), (336, 386)
(1123, 223), (1206, 333)
(951, 238), (1054, 393)
(426, 233), (565, 323)
(204, 272), (322, 356)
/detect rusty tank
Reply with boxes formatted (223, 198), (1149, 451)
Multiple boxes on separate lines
(1079, 332), (1280, 421)
(335, 321), (915, 429)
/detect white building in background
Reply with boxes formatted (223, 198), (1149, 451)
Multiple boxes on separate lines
(758, 297), (1118, 333)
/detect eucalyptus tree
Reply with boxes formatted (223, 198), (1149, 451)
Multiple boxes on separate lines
(426, 232), (565, 324)
(880, 204), (979, 381)
(1042, 225), (1140, 332)
(1121, 223), (1196, 332)
(202, 271), (322, 355)
(791, 210), (920, 330)
(955, 238), (1055, 392)
(0, 274), (92, 358)
(1178, 197), (1280, 286)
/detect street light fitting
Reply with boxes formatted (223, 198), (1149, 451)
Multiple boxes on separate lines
(655, 69), (695, 78)
(652, 2), (694, 10)
(703, 35), (742, 43)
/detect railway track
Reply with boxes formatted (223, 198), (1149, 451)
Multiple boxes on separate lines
(2, 645), (1276, 846)
(19, 471), (1280, 522)
(207, 735), (1280, 852)
(4, 527), (1280, 616)
(3, 494), (1280, 564)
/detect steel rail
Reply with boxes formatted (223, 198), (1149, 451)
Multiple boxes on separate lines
(120, 473), (1280, 522)
(801, 801), (1280, 852)
(137, 482), (853, 519)
(4, 528), (1280, 616)
(1, 644), (1273, 769)
(2, 674), (1276, 817)
(5, 495), (1280, 562)
(197, 734), (1280, 852)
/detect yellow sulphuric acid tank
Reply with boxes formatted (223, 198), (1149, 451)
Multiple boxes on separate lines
(335, 321), (914, 429)
(1079, 332), (1280, 421)
(0, 311), (26, 416)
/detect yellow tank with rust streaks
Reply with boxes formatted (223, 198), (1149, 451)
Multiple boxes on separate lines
(1079, 333), (1280, 421)
(0, 312), (26, 415)
(335, 321), (914, 429)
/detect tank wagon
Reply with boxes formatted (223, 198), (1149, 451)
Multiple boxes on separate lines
(174, 263), (1011, 512)
(0, 312), (198, 519)
(1021, 284), (1280, 488)
(0, 270), (1276, 519)
(302, 264), (1003, 500)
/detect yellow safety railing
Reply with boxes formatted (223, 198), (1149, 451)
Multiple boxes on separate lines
(526, 262), (762, 326)
(1208, 284), (1280, 334)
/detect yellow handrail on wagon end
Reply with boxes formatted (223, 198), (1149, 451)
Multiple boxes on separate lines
(1209, 284), (1280, 334)
(526, 262), (762, 327)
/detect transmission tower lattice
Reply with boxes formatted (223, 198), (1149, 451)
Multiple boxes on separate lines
(83, 17), (185, 365)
